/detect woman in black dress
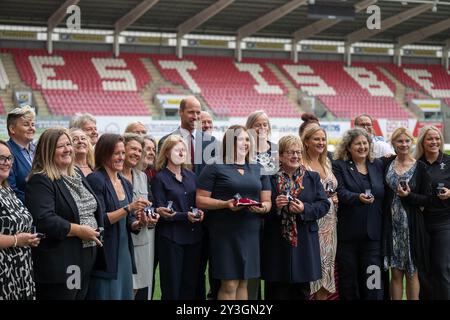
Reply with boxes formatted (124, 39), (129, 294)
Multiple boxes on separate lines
(196, 125), (272, 300)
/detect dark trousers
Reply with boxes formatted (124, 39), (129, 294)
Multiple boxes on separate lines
(151, 228), (159, 300)
(265, 281), (310, 300)
(337, 240), (384, 300)
(36, 246), (97, 300)
(195, 226), (220, 300)
(158, 236), (202, 300)
(135, 287), (149, 300)
(424, 224), (450, 300)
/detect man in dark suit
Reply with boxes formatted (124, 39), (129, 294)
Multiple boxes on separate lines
(6, 105), (36, 203)
(158, 96), (218, 300)
(158, 96), (217, 175)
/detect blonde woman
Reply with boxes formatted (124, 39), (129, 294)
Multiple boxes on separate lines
(151, 135), (204, 300)
(261, 135), (329, 300)
(25, 128), (104, 300)
(69, 128), (95, 177)
(6, 105), (36, 203)
(382, 127), (431, 300)
(415, 126), (450, 299)
(301, 124), (338, 300)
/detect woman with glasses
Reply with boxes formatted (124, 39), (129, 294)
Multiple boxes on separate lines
(261, 135), (329, 300)
(25, 128), (104, 300)
(301, 124), (338, 300)
(332, 128), (385, 300)
(0, 140), (40, 300)
(69, 128), (95, 177)
(139, 135), (157, 184)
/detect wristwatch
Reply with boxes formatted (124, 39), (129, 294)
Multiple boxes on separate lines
(123, 205), (131, 215)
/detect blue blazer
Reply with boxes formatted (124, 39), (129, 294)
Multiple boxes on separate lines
(261, 170), (330, 283)
(87, 169), (138, 279)
(158, 129), (216, 175)
(25, 170), (106, 284)
(332, 159), (385, 242)
(7, 139), (32, 203)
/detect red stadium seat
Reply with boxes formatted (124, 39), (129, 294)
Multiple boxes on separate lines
(10, 49), (151, 116)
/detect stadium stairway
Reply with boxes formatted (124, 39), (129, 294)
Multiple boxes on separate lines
(377, 66), (421, 119)
(139, 58), (164, 117)
(141, 57), (214, 118)
(266, 63), (305, 115)
(0, 52), (50, 116)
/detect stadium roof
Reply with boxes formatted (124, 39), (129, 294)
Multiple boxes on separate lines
(0, 0), (449, 46)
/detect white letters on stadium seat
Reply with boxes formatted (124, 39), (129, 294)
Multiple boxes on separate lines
(344, 67), (393, 97)
(159, 60), (201, 93)
(29, 56), (78, 90)
(0, 56), (9, 90)
(404, 68), (450, 98)
(282, 64), (336, 96)
(91, 58), (137, 91)
(235, 63), (283, 94)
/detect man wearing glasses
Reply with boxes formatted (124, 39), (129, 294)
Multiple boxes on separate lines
(6, 105), (36, 203)
(354, 114), (393, 158)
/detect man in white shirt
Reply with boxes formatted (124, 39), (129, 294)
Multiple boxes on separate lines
(354, 114), (394, 158)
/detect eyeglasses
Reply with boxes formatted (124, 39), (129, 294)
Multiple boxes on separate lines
(56, 142), (73, 149)
(357, 123), (373, 128)
(284, 150), (302, 156)
(0, 155), (14, 165)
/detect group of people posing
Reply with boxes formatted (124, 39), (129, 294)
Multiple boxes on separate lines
(1, 97), (450, 301)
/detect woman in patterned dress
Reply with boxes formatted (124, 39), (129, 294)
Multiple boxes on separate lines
(301, 124), (338, 300)
(245, 110), (277, 300)
(0, 140), (40, 300)
(382, 127), (431, 300)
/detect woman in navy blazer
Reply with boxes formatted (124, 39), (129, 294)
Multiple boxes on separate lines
(86, 134), (151, 300)
(332, 128), (385, 300)
(261, 135), (330, 300)
(25, 128), (105, 300)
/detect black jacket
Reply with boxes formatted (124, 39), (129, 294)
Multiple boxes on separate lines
(25, 170), (105, 284)
(333, 158), (385, 242)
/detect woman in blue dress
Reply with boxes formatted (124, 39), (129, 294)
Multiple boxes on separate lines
(196, 125), (272, 300)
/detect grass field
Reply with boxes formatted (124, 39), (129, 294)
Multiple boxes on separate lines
(152, 267), (406, 300)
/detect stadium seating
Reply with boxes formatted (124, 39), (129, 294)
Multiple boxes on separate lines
(2, 47), (449, 119)
(274, 60), (409, 119)
(152, 55), (299, 117)
(0, 97), (4, 115)
(384, 64), (450, 99)
(10, 49), (151, 116)
(0, 57), (9, 90)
